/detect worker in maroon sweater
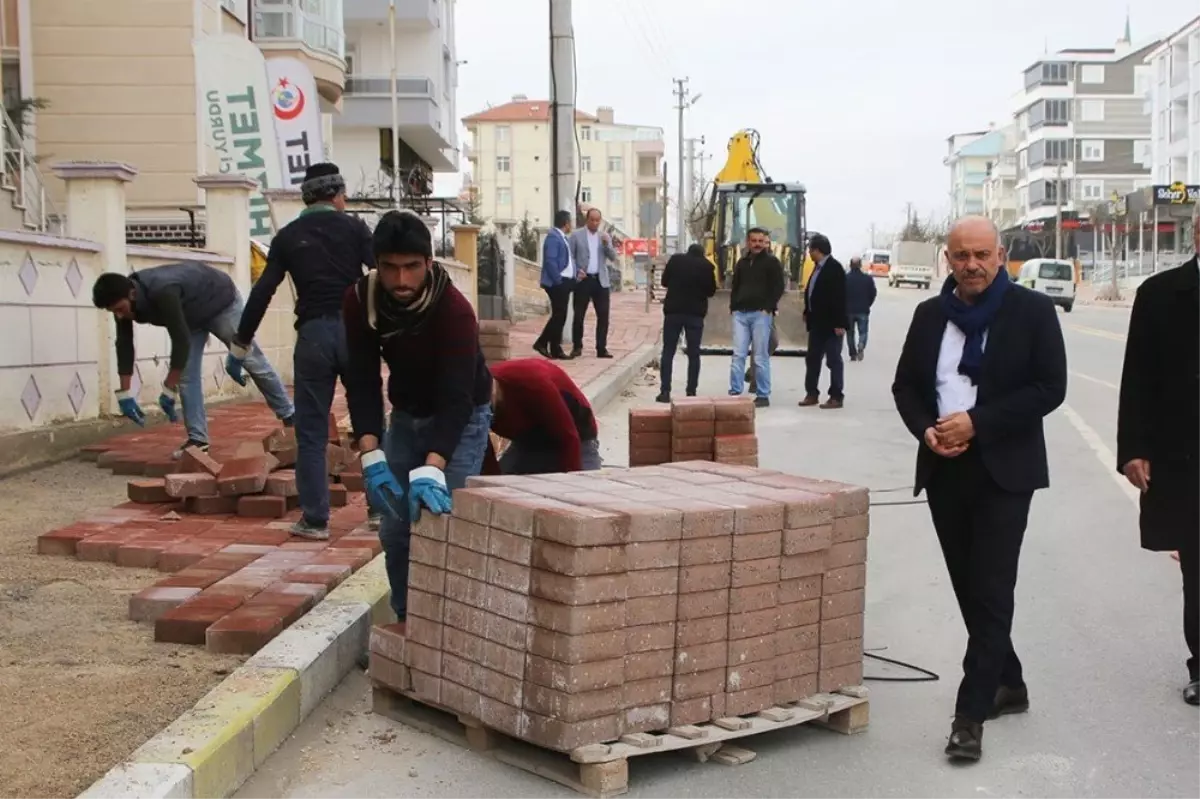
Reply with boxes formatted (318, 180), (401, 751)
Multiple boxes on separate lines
(484, 358), (603, 475)
(342, 210), (493, 622)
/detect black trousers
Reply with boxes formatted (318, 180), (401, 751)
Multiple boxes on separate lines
(660, 314), (704, 395)
(572, 275), (610, 352)
(536, 280), (574, 353)
(804, 328), (845, 400)
(925, 447), (1033, 722)
(1180, 533), (1199, 681)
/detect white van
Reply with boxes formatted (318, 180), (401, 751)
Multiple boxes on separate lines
(1018, 258), (1076, 312)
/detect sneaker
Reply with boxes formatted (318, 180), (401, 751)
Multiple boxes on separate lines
(290, 518), (330, 541)
(172, 440), (209, 460)
(754, 397), (770, 408)
(368, 511), (383, 532)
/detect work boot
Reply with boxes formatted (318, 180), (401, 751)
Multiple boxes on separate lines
(290, 518), (330, 541)
(944, 716), (983, 761)
(172, 439), (209, 460)
(798, 395), (820, 407)
(820, 398), (844, 410)
(754, 397), (770, 408)
(1185, 680), (1199, 706)
(656, 392), (671, 404)
(989, 685), (1030, 719)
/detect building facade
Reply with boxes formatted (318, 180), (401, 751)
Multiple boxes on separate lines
(1012, 28), (1158, 225)
(982, 125), (1020, 230)
(463, 96), (664, 236)
(945, 127), (1007, 218)
(1144, 15), (1200, 185)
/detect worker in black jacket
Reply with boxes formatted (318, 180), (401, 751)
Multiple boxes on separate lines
(91, 262), (294, 458)
(845, 256), (878, 362)
(230, 162), (377, 539)
(799, 233), (849, 409)
(657, 243), (717, 402)
(728, 227), (786, 408)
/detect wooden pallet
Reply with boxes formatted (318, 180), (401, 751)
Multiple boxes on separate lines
(372, 683), (869, 798)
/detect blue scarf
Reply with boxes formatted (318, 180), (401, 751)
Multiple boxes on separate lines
(939, 268), (1010, 385)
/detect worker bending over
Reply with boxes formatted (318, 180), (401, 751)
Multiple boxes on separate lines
(485, 358), (602, 475)
(92, 262), (294, 457)
(342, 210), (493, 624)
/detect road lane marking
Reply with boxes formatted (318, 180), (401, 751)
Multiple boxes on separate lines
(1064, 323), (1126, 342)
(1060, 403), (1139, 509)
(1070, 370), (1119, 390)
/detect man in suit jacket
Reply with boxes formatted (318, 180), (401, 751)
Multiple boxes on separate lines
(568, 207), (619, 358)
(892, 216), (1067, 762)
(800, 233), (849, 408)
(1117, 220), (1199, 706)
(533, 209), (575, 360)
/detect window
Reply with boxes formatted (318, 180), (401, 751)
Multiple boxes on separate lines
(608, 187), (623, 208)
(580, 186), (592, 203)
(1134, 65), (1152, 97)
(1080, 100), (1105, 122)
(1030, 99), (1070, 127)
(580, 156), (591, 172)
(495, 156), (510, 172)
(607, 156), (623, 172)
(1031, 139), (1072, 165)
(497, 188), (511, 205)
(1080, 64), (1105, 84)
(580, 126), (592, 141)
(1080, 140), (1104, 161)
(609, 218), (623, 231)
(495, 125), (509, 142)
(1038, 261), (1073, 281)
(1133, 139), (1152, 166)
(1080, 179), (1104, 201)
(1026, 61), (1069, 88)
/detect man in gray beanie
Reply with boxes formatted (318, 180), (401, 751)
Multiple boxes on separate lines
(232, 161), (379, 539)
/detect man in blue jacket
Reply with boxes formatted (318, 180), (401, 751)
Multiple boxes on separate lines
(533, 209), (576, 360)
(845, 256), (878, 362)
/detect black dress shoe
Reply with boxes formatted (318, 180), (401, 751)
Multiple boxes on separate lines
(989, 685), (1030, 719)
(1185, 680), (1199, 705)
(551, 350), (574, 360)
(655, 392), (670, 403)
(533, 341), (552, 359)
(945, 716), (983, 761)
(597, 350), (614, 359)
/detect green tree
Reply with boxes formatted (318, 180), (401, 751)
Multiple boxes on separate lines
(514, 213), (539, 260)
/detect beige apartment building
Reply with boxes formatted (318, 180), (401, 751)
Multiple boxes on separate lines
(463, 96), (664, 237)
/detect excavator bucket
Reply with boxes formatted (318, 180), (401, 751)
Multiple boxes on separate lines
(700, 287), (808, 356)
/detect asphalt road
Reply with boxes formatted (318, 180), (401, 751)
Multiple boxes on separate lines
(238, 284), (1198, 799)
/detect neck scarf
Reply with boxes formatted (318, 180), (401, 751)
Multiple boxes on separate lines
(372, 260), (451, 339)
(939, 267), (1010, 385)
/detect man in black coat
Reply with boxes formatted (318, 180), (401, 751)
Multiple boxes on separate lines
(1117, 220), (1199, 706)
(892, 216), (1067, 761)
(799, 234), (849, 408)
(657, 243), (717, 402)
(845, 256), (878, 361)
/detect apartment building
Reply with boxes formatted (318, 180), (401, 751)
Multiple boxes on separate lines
(335, 0), (459, 200)
(1012, 26), (1158, 225)
(1144, 15), (1200, 185)
(982, 125), (1020, 230)
(944, 126), (1008, 218)
(463, 96), (664, 236)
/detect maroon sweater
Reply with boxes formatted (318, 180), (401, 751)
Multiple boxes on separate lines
(342, 278), (491, 460)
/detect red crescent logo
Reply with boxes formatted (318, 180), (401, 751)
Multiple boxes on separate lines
(273, 80), (306, 121)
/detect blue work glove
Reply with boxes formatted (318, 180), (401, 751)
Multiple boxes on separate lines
(224, 341), (249, 387)
(408, 465), (452, 521)
(158, 386), (180, 423)
(115, 390), (146, 426)
(361, 450), (405, 519)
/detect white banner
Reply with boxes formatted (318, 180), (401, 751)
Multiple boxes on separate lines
(264, 56), (325, 190)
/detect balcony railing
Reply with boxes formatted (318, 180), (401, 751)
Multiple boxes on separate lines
(344, 75), (434, 97)
(252, 0), (344, 59)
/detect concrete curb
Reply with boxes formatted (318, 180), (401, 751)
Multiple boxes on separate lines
(75, 342), (657, 799)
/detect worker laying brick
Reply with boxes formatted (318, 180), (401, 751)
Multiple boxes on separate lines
(342, 210), (493, 624)
(227, 162), (380, 540)
(91, 262), (295, 458)
(484, 357), (602, 475)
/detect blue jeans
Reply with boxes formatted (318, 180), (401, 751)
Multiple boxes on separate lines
(378, 403), (493, 619)
(292, 317), (349, 527)
(181, 293), (294, 445)
(729, 310), (773, 398)
(847, 313), (870, 357)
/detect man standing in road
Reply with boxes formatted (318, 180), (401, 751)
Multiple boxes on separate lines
(92, 263), (294, 457)
(568, 207), (619, 359)
(845, 256), (878, 362)
(342, 210), (493, 626)
(799, 234), (849, 409)
(230, 162), (377, 539)
(728, 227), (785, 408)
(892, 215), (1067, 761)
(657, 243), (717, 403)
(1117, 218), (1199, 706)
(533, 210), (575, 360)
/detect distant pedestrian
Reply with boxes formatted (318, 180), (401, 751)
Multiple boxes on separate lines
(728, 227), (785, 408)
(799, 234), (848, 409)
(892, 215), (1067, 762)
(1116, 219), (1199, 706)
(533, 209), (575, 360)
(657, 243), (717, 403)
(845, 256), (878, 361)
(568, 208), (619, 359)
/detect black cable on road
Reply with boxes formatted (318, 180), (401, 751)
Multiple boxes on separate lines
(864, 651), (941, 683)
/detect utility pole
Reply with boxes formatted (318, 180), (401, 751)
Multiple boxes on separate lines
(388, 0), (400, 206)
(549, 0), (577, 221)
(1054, 162), (1063, 260)
(661, 161), (669, 253)
(673, 77), (699, 251)
(684, 137), (696, 245)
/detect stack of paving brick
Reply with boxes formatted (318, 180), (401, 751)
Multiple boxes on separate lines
(368, 460), (868, 753)
(479, 319), (512, 365)
(627, 407), (671, 466)
(627, 397), (757, 467)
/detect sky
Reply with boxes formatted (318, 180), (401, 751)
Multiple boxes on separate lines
(437, 0), (1196, 253)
